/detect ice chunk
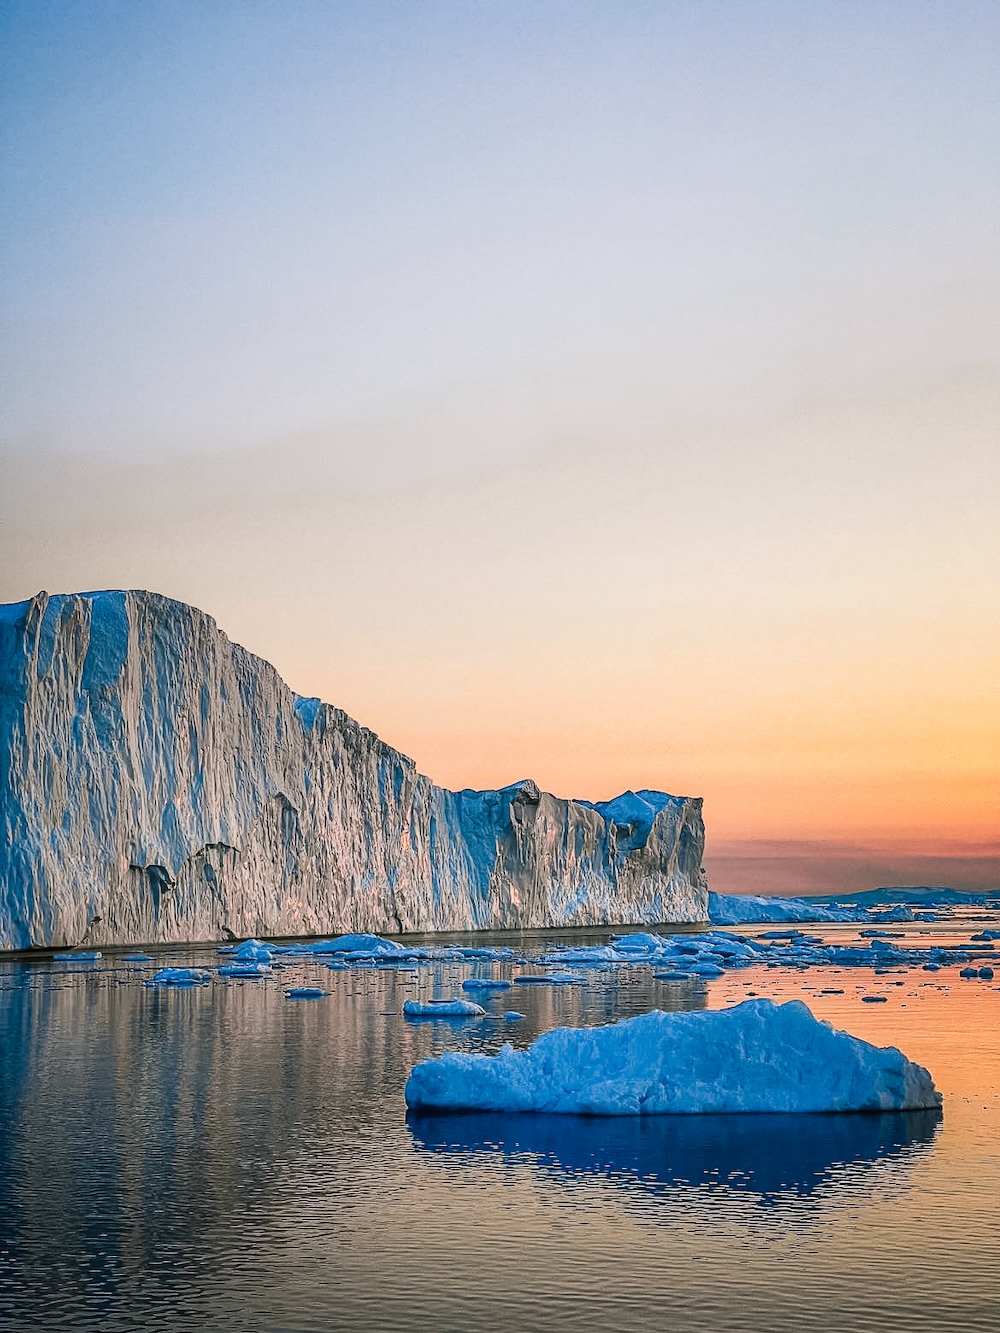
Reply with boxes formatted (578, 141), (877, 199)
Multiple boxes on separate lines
(285, 987), (327, 999)
(503, 1011), (525, 1022)
(218, 962), (272, 978)
(230, 939), (274, 961)
(687, 962), (725, 978)
(122, 952), (152, 962)
(611, 933), (666, 952)
(404, 998), (941, 1115)
(149, 967), (211, 986)
(52, 951), (102, 962)
(462, 979), (512, 991)
(403, 998), (486, 1018)
(309, 934), (405, 957)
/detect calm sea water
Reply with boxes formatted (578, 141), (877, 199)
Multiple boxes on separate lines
(1, 920), (999, 1332)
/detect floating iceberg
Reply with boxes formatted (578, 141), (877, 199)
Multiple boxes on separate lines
(404, 999), (941, 1115)
(708, 893), (866, 925)
(148, 967), (211, 986)
(309, 934), (407, 957)
(219, 939), (274, 961)
(0, 590), (707, 949)
(707, 892), (943, 927)
(462, 979), (512, 992)
(218, 962), (272, 978)
(403, 998), (486, 1018)
(52, 951), (102, 962)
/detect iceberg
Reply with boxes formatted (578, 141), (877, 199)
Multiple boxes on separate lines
(404, 998), (941, 1115)
(221, 939), (275, 961)
(707, 892), (940, 927)
(708, 892), (867, 925)
(148, 967), (211, 986)
(0, 590), (708, 949)
(403, 998), (486, 1018)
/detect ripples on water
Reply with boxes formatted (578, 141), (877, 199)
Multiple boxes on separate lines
(1, 921), (999, 1332)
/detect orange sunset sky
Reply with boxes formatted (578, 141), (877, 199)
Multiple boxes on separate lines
(2, 4), (997, 892)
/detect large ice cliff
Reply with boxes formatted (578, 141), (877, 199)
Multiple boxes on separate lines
(0, 591), (708, 950)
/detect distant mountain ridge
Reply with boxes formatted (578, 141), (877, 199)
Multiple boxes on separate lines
(0, 590), (708, 949)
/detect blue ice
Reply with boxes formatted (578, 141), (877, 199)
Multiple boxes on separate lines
(405, 999), (941, 1115)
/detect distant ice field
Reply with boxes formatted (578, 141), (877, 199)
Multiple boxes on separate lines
(1, 912), (999, 1333)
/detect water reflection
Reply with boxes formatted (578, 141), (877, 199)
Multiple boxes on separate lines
(409, 1107), (941, 1204)
(1, 934), (989, 1333)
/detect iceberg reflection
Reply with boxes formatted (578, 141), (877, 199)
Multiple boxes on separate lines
(408, 1107), (941, 1203)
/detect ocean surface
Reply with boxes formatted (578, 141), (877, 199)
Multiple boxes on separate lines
(2, 917), (998, 1332)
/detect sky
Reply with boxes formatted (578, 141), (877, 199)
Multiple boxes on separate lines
(1, 2), (998, 890)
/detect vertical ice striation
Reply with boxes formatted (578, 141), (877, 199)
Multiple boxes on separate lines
(0, 591), (708, 949)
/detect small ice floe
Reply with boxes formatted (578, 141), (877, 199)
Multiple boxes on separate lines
(218, 962), (273, 978)
(612, 933), (665, 953)
(978, 967), (994, 980)
(503, 1011), (525, 1022)
(959, 967), (979, 979)
(403, 998), (486, 1018)
(285, 987), (327, 1000)
(861, 995), (888, 1002)
(686, 962), (725, 978)
(122, 953), (152, 963)
(404, 998), (941, 1115)
(218, 938), (274, 962)
(653, 972), (694, 983)
(52, 951), (102, 962)
(148, 967), (211, 986)
(462, 979), (512, 991)
(309, 934), (407, 957)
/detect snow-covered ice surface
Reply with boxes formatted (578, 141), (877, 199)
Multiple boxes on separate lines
(404, 999), (941, 1114)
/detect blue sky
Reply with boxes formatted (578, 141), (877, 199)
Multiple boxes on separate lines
(2, 2), (998, 860)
